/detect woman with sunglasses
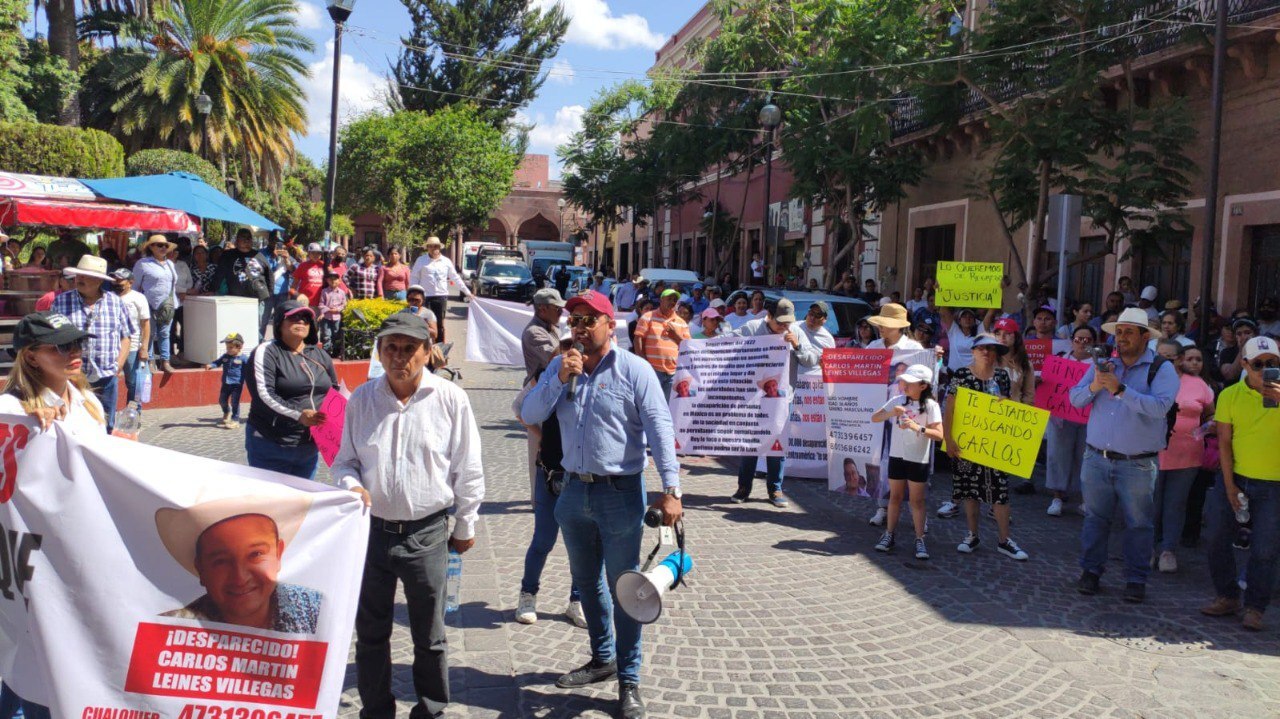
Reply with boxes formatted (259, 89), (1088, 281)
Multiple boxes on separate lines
(1046, 325), (1098, 516)
(1152, 341), (1215, 574)
(243, 300), (337, 479)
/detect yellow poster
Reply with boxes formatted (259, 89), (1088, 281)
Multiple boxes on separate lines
(949, 387), (1049, 478)
(936, 261), (1003, 308)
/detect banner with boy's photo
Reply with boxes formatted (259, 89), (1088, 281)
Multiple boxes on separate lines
(670, 335), (791, 456)
(822, 348), (936, 496)
(0, 418), (368, 718)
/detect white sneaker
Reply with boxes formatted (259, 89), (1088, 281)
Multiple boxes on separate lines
(565, 600), (587, 628)
(515, 592), (537, 624)
(1158, 551), (1178, 573)
(936, 501), (959, 518)
(868, 508), (887, 526)
(1047, 498), (1064, 516)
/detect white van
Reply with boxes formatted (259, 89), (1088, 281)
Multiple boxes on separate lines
(518, 240), (575, 282)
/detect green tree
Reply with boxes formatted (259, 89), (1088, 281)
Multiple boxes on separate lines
(336, 105), (520, 245)
(88, 0), (314, 188)
(0, 121), (125, 177)
(392, 0), (569, 128)
(0, 0), (33, 121)
(126, 148), (225, 189)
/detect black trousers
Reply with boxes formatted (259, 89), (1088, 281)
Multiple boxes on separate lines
(426, 296), (448, 343)
(356, 513), (449, 719)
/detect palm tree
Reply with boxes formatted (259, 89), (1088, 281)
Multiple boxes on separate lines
(100, 0), (313, 188)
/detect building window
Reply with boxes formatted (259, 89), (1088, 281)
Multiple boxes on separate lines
(914, 224), (956, 288)
(1249, 224), (1280, 308)
(1137, 236), (1191, 305)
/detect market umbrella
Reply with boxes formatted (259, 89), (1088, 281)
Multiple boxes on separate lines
(81, 171), (283, 232)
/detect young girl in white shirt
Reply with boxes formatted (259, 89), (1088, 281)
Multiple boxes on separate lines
(870, 364), (944, 559)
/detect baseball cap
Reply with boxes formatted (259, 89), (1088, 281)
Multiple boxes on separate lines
(10, 311), (92, 354)
(564, 290), (615, 319)
(1033, 305), (1056, 318)
(1141, 285), (1158, 301)
(660, 289), (680, 300)
(993, 316), (1020, 333)
(808, 301), (830, 317)
(222, 332), (244, 344)
(110, 267), (134, 283)
(376, 312), (433, 342)
(709, 298), (726, 309)
(407, 284), (426, 295)
(692, 282), (704, 291)
(306, 242), (323, 253)
(700, 307), (722, 320)
(768, 298), (797, 324)
(1243, 336), (1280, 361)
(898, 364), (934, 385)
(531, 288), (566, 307)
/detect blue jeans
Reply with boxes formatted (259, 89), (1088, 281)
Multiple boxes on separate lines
(1046, 419), (1087, 494)
(122, 350), (141, 405)
(1079, 448), (1157, 583)
(1207, 474), (1280, 612)
(384, 290), (407, 301)
(219, 383), (243, 420)
(0, 683), (50, 719)
(1154, 467), (1198, 553)
(554, 474), (646, 684)
(261, 294), (285, 341)
(151, 315), (172, 362)
(319, 318), (341, 356)
(655, 371), (673, 400)
(244, 425), (318, 480)
(737, 455), (784, 496)
(91, 373), (119, 434)
(521, 467), (581, 602)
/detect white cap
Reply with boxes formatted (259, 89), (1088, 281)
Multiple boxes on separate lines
(1243, 336), (1280, 362)
(898, 364), (934, 385)
(877, 296), (891, 307)
(1140, 285), (1158, 301)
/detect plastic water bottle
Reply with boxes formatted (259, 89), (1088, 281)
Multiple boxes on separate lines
(112, 401), (142, 441)
(1236, 492), (1251, 525)
(445, 549), (462, 613)
(137, 365), (153, 404)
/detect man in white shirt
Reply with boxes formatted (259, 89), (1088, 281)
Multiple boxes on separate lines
(409, 237), (472, 343)
(333, 313), (485, 719)
(750, 252), (765, 283)
(111, 268), (152, 407)
(799, 301), (836, 350)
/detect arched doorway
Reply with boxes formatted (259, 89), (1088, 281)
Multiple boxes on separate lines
(517, 214), (560, 242)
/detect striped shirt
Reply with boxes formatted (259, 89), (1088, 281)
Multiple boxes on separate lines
(52, 289), (136, 382)
(635, 308), (690, 375)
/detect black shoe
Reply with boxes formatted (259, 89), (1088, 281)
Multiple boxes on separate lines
(1076, 571), (1100, 596)
(731, 490), (749, 503)
(555, 659), (617, 689)
(619, 683), (645, 719)
(1123, 582), (1146, 604)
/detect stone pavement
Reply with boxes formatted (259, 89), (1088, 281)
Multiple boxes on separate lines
(139, 306), (1280, 719)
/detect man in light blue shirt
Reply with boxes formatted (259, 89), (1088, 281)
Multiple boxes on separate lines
(613, 274), (639, 312)
(521, 289), (681, 719)
(1069, 307), (1179, 603)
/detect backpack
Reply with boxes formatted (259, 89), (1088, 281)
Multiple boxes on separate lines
(1147, 356), (1179, 448)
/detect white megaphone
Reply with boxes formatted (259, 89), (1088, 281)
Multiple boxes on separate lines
(617, 550), (693, 624)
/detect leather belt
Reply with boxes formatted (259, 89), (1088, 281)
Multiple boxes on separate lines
(1088, 445), (1158, 461)
(571, 472), (633, 484)
(371, 510), (446, 534)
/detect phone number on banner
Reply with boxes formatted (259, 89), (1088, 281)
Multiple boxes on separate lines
(175, 706), (325, 719)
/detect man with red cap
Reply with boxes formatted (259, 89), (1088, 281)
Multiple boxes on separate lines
(521, 290), (683, 719)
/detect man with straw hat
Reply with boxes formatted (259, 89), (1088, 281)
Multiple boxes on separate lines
(409, 236), (471, 343)
(1069, 307), (1179, 604)
(54, 255), (135, 433)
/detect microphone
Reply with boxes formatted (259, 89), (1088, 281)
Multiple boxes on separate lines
(567, 342), (585, 399)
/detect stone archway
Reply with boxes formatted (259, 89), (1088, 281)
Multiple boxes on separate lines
(517, 213), (560, 242)
(481, 217), (510, 244)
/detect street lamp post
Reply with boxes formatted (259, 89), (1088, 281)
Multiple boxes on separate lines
(758, 100), (782, 285)
(323, 0), (355, 258)
(195, 93), (212, 162)
(558, 198), (566, 241)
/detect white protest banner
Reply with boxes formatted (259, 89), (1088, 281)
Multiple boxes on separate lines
(823, 348), (936, 496)
(465, 297), (630, 366)
(758, 363), (828, 478)
(670, 335), (791, 456)
(0, 418), (368, 718)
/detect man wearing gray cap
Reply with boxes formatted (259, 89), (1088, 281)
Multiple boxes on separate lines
(730, 297), (820, 506)
(525, 288), (567, 385)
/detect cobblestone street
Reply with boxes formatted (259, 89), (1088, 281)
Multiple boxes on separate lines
(140, 306), (1280, 719)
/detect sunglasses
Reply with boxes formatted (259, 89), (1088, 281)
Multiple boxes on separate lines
(40, 340), (84, 356)
(566, 315), (603, 329)
(284, 314), (313, 323)
(1249, 359), (1280, 371)
(1072, 337), (1092, 344)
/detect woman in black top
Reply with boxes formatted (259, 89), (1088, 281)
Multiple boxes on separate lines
(243, 299), (337, 479)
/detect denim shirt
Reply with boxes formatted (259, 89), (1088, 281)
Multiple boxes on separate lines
(521, 345), (680, 488)
(133, 257), (178, 309)
(1069, 348), (1179, 455)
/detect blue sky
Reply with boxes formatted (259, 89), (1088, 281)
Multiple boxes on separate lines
(291, 0), (698, 177)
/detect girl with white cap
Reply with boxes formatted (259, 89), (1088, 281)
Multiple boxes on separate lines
(870, 364), (943, 559)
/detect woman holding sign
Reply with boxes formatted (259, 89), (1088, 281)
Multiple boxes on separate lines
(941, 334), (1030, 561)
(939, 306), (997, 375)
(1046, 325), (1098, 517)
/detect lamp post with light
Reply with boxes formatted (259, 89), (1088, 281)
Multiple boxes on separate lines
(323, 0), (355, 258)
(558, 197), (566, 241)
(195, 93), (212, 162)
(758, 99), (782, 284)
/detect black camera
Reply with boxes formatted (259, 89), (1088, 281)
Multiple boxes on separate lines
(1091, 345), (1112, 369)
(644, 507), (664, 528)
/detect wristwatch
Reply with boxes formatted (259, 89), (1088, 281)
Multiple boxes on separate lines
(663, 486), (683, 499)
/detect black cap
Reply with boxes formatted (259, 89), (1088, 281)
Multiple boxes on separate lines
(11, 311), (92, 355)
(1233, 317), (1259, 331)
(110, 268), (133, 282)
(376, 312), (433, 342)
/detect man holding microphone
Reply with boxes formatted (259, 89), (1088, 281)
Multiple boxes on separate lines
(521, 290), (682, 719)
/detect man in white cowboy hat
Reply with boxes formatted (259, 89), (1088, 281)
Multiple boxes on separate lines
(156, 495), (320, 633)
(53, 255), (135, 433)
(409, 236), (471, 343)
(1069, 306), (1179, 604)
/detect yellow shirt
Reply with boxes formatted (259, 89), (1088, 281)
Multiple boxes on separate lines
(1217, 379), (1280, 481)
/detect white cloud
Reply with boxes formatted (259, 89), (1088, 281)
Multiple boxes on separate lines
(517, 104), (586, 153)
(293, 1), (325, 30)
(302, 40), (386, 139)
(547, 58), (575, 85)
(534, 0), (666, 51)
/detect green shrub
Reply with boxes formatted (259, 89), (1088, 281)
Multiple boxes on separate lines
(126, 149), (225, 190)
(0, 121), (124, 177)
(340, 297), (406, 359)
